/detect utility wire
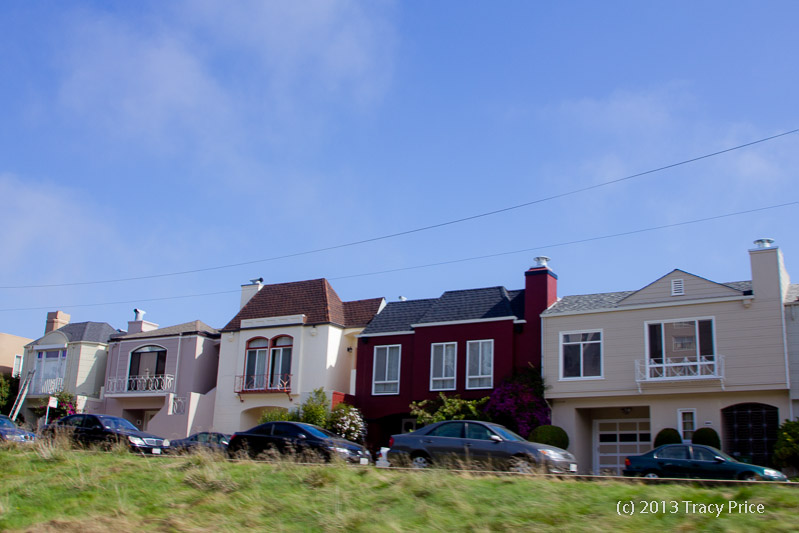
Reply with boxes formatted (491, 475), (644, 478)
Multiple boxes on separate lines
(2, 128), (797, 290)
(1, 201), (793, 312)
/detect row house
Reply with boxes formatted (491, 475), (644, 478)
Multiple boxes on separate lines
(542, 239), (795, 474)
(18, 311), (116, 423)
(354, 259), (558, 449)
(99, 310), (220, 440)
(212, 278), (384, 434)
(0, 332), (32, 377)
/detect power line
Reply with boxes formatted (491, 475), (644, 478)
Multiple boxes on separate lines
(1, 201), (793, 312)
(2, 128), (797, 290)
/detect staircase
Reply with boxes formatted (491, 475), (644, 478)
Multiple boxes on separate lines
(9, 369), (34, 421)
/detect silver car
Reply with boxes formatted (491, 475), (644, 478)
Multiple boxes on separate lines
(387, 420), (577, 474)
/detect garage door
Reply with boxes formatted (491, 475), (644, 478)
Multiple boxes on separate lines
(594, 419), (652, 475)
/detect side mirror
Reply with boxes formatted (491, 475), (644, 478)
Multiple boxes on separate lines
(490, 435), (502, 443)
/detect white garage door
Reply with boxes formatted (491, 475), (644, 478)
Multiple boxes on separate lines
(593, 419), (652, 475)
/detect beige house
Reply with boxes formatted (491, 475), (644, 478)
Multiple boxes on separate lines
(542, 239), (795, 474)
(99, 310), (220, 440)
(212, 278), (384, 434)
(19, 311), (117, 423)
(0, 332), (32, 377)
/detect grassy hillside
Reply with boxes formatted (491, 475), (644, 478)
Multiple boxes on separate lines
(0, 443), (796, 532)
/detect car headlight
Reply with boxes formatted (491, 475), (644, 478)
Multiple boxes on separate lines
(128, 436), (146, 446)
(763, 468), (785, 479)
(539, 449), (566, 461)
(328, 446), (351, 455)
(162, 439), (170, 447)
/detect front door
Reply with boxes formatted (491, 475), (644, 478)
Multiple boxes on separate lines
(594, 419), (652, 475)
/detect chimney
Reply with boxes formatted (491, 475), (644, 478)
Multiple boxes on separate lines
(127, 308), (159, 334)
(240, 277), (264, 309)
(749, 238), (790, 301)
(45, 310), (71, 334)
(518, 257), (558, 369)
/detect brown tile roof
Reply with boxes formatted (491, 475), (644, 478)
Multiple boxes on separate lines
(221, 279), (383, 332)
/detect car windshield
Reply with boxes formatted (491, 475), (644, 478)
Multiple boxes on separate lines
(98, 416), (139, 432)
(490, 425), (526, 442)
(0, 418), (16, 429)
(297, 423), (338, 440)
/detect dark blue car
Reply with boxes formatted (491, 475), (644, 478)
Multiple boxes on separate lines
(0, 415), (35, 444)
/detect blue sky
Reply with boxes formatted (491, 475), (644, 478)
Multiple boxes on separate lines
(1, 1), (797, 340)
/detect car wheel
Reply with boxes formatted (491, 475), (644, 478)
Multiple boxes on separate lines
(508, 456), (536, 474)
(411, 454), (432, 469)
(643, 471), (659, 479)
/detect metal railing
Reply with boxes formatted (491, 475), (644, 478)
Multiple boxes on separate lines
(635, 355), (725, 382)
(105, 374), (176, 394)
(234, 373), (292, 393)
(29, 377), (64, 395)
(171, 396), (186, 415)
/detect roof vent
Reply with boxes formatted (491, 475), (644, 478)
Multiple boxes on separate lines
(133, 308), (146, 321)
(533, 256), (550, 268)
(753, 238), (775, 249)
(398, 296), (407, 301)
(250, 277), (264, 286)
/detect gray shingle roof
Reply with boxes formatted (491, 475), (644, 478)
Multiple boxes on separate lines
(111, 320), (219, 340)
(48, 322), (118, 343)
(361, 286), (523, 336)
(543, 280), (755, 316)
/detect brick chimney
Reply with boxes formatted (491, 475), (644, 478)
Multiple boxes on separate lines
(45, 310), (71, 334)
(517, 256), (558, 369)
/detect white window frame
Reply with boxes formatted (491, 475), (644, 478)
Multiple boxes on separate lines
(466, 339), (494, 390)
(678, 408), (696, 442)
(372, 344), (401, 396)
(559, 329), (603, 380)
(430, 342), (457, 391)
(645, 316), (716, 361)
(12, 354), (23, 377)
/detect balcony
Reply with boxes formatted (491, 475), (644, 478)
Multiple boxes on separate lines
(105, 374), (175, 394)
(635, 355), (725, 386)
(234, 373), (292, 394)
(29, 377), (64, 396)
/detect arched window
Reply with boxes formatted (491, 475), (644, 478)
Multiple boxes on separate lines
(244, 338), (269, 390)
(129, 345), (167, 391)
(269, 336), (293, 389)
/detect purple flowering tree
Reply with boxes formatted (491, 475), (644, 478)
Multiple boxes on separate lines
(485, 367), (550, 438)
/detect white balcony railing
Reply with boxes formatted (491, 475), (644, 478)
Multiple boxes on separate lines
(234, 373), (292, 393)
(105, 374), (175, 394)
(30, 377), (64, 395)
(635, 355), (725, 383)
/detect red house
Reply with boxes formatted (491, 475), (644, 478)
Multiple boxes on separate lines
(354, 258), (558, 448)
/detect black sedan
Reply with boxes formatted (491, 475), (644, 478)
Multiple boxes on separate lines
(227, 421), (371, 464)
(46, 414), (170, 455)
(387, 420), (577, 474)
(0, 415), (35, 444)
(623, 443), (788, 481)
(169, 432), (231, 453)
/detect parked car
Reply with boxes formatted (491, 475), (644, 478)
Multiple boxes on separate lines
(623, 444), (788, 481)
(227, 421), (371, 464)
(169, 432), (231, 453)
(0, 415), (35, 444)
(45, 414), (170, 455)
(386, 420), (577, 474)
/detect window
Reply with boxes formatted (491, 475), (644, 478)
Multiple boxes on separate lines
(466, 340), (493, 389)
(430, 342), (456, 391)
(465, 423), (495, 440)
(648, 319), (714, 364)
(692, 446), (717, 461)
(655, 445), (689, 460)
(245, 338), (269, 390)
(671, 279), (685, 296)
(12, 354), (23, 377)
(373, 345), (401, 395)
(243, 337), (293, 391)
(129, 345), (167, 391)
(428, 422), (464, 438)
(678, 409), (696, 441)
(560, 331), (602, 379)
(269, 336), (293, 389)
(33, 349), (67, 394)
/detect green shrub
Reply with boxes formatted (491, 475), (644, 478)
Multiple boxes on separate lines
(654, 428), (682, 447)
(328, 403), (366, 442)
(300, 388), (330, 428)
(409, 393), (489, 426)
(528, 425), (569, 449)
(258, 408), (300, 424)
(774, 419), (799, 469)
(691, 427), (721, 449)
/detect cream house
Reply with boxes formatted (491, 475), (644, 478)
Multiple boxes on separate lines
(212, 278), (384, 434)
(542, 239), (794, 474)
(19, 311), (117, 423)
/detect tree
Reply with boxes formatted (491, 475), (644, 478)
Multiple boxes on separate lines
(653, 428), (682, 447)
(409, 393), (489, 426)
(484, 366), (549, 437)
(774, 419), (799, 470)
(329, 403), (366, 442)
(691, 427), (721, 449)
(0, 373), (19, 414)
